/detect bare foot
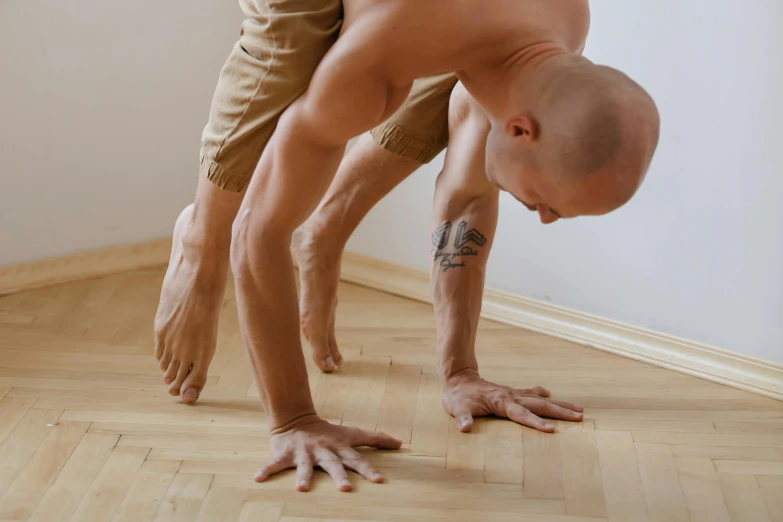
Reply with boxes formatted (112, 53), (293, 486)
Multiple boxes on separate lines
(291, 226), (344, 373)
(154, 204), (228, 403)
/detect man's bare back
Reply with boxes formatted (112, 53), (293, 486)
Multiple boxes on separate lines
(342, 0), (589, 78)
(304, 0), (591, 136)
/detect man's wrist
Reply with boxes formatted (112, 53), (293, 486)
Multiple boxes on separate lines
(440, 366), (480, 387)
(269, 410), (320, 435)
(263, 387), (318, 434)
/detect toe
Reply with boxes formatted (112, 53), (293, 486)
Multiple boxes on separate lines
(302, 314), (336, 373)
(308, 336), (336, 373)
(163, 360), (180, 393)
(154, 337), (165, 361)
(328, 332), (343, 367)
(180, 366), (208, 404)
(159, 350), (172, 372)
(169, 361), (191, 397)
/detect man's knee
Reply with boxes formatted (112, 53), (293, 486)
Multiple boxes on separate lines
(230, 208), (291, 277)
(230, 209), (252, 277)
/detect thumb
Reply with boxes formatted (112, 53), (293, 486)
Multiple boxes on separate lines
(455, 411), (474, 433)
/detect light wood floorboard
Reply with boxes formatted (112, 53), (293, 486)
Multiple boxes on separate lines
(0, 266), (780, 521)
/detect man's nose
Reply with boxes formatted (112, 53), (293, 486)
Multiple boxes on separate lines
(538, 207), (560, 225)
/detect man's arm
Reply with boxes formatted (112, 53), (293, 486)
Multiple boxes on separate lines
(432, 85), (584, 433)
(231, 29), (411, 491)
(431, 90), (497, 382)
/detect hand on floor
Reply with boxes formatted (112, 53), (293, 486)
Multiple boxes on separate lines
(441, 369), (583, 433)
(255, 414), (402, 491)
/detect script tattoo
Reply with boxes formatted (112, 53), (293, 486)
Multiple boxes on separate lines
(433, 247), (479, 271)
(431, 221), (485, 272)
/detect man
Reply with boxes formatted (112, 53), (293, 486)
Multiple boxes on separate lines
(156, 0), (660, 491)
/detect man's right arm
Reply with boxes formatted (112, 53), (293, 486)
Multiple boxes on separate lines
(230, 30), (411, 491)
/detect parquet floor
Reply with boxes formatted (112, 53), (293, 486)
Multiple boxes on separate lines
(0, 265), (781, 521)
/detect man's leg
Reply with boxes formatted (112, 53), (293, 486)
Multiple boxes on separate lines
(292, 134), (419, 371)
(155, 175), (240, 402)
(154, 0), (342, 402)
(294, 74), (458, 371)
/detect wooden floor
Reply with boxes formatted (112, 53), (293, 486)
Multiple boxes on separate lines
(0, 266), (781, 522)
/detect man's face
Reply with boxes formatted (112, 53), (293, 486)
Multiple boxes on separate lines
(485, 126), (631, 224)
(485, 125), (565, 224)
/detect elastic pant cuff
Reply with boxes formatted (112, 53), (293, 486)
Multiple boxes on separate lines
(370, 123), (446, 164)
(200, 149), (249, 193)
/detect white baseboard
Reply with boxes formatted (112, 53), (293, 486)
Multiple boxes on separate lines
(0, 239), (172, 295)
(340, 251), (783, 402)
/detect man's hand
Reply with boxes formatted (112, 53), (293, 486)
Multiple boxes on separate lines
(255, 414), (402, 492)
(442, 370), (584, 433)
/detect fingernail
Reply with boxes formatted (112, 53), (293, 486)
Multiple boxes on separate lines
(298, 480), (308, 487)
(544, 423), (554, 430)
(164, 377), (172, 384)
(325, 356), (335, 370)
(372, 472), (383, 481)
(184, 388), (198, 399)
(341, 479), (351, 487)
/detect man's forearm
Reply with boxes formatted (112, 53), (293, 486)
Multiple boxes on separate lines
(431, 195), (498, 382)
(233, 228), (318, 431)
(431, 190), (584, 434)
(231, 114), (348, 432)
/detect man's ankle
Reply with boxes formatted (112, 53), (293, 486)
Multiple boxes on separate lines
(301, 221), (347, 262)
(179, 221), (231, 268)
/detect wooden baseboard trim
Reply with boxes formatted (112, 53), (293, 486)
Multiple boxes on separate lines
(340, 251), (783, 402)
(0, 238), (172, 295)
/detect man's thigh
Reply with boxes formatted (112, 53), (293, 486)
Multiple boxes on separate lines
(201, 0), (343, 193)
(370, 73), (459, 165)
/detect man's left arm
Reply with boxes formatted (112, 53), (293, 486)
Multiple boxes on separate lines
(432, 87), (584, 433)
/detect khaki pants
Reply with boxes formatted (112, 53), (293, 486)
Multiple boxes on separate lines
(201, 0), (457, 193)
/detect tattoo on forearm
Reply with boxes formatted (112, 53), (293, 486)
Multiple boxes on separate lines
(433, 247), (479, 271)
(432, 222), (452, 250)
(453, 221), (487, 248)
(431, 221), (486, 272)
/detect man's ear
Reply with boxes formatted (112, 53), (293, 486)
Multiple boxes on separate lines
(505, 114), (538, 142)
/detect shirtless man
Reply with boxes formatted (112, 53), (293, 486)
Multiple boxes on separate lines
(156, 0), (659, 491)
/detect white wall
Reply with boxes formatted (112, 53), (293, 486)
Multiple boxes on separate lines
(347, 1), (783, 364)
(0, 0), (244, 265)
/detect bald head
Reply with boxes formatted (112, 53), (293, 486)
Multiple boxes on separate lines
(537, 61), (660, 189)
(484, 55), (660, 222)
